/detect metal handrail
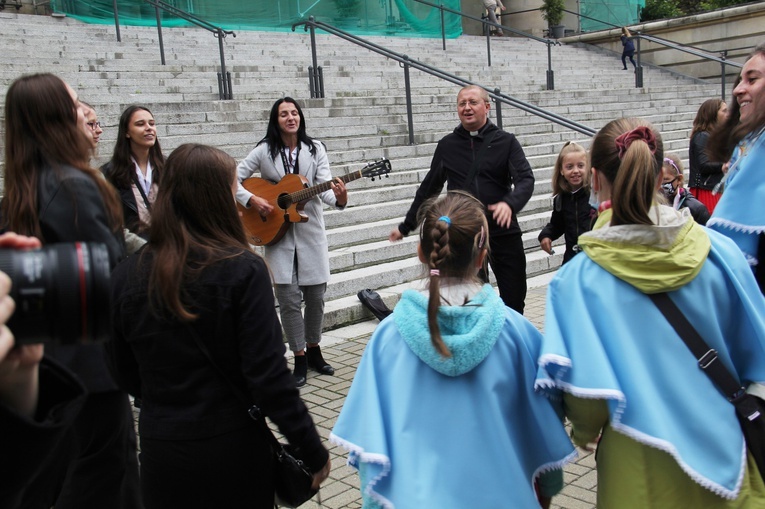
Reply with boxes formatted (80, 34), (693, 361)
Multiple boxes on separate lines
(561, 9), (743, 99)
(408, 0), (560, 75)
(292, 17), (596, 142)
(141, 0), (236, 99)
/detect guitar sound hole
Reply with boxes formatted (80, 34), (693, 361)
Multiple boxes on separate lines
(276, 194), (292, 210)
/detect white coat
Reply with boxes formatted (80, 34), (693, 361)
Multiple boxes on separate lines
(236, 140), (343, 286)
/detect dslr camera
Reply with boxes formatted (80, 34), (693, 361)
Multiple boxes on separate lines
(0, 242), (111, 345)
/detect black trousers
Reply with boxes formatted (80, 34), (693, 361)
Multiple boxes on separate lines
(20, 390), (142, 509)
(140, 424), (274, 509)
(480, 232), (527, 315)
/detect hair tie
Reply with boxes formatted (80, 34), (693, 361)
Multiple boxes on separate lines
(437, 216), (451, 227)
(430, 269), (440, 277)
(663, 157), (680, 175)
(614, 126), (657, 160)
(477, 226), (486, 249)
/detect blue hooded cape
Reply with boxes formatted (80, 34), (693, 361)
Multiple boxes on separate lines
(331, 284), (576, 508)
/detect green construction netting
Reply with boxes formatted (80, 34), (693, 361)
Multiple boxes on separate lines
(50, 0), (463, 38)
(579, 0), (644, 32)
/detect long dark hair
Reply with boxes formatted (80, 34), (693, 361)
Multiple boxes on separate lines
(590, 118), (664, 226)
(418, 190), (489, 358)
(708, 42), (765, 161)
(690, 98), (725, 139)
(147, 143), (252, 321)
(258, 97), (317, 160)
(107, 105), (165, 189)
(1, 73), (121, 238)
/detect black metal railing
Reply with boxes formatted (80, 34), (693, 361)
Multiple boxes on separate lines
(0, 0), (22, 11)
(144, 0), (235, 99)
(409, 0), (561, 91)
(110, 0), (235, 99)
(633, 32), (743, 100)
(292, 17), (596, 144)
(560, 9), (743, 98)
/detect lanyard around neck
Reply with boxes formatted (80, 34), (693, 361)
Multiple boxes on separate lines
(279, 145), (300, 175)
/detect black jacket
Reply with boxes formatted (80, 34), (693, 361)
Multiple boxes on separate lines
(676, 187), (711, 225)
(101, 161), (147, 237)
(689, 131), (724, 191)
(37, 163), (126, 393)
(0, 358), (85, 509)
(398, 122), (535, 237)
(108, 250), (329, 473)
(538, 189), (594, 264)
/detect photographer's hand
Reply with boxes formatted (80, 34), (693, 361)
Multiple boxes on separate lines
(0, 233), (44, 418)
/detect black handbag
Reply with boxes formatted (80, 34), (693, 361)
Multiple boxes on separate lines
(357, 288), (392, 321)
(650, 292), (765, 481)
(189, 329), (318, 507)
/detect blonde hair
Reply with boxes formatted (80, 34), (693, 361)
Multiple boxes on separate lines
(662, 153), (684, 183)
(417, 191), (489, 357)
(590, 118), (663, 226)
(552, 141), (589, 195)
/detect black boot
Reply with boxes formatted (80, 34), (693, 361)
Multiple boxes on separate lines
(293, 355), (307, 388)
(306, 345), (335, 375)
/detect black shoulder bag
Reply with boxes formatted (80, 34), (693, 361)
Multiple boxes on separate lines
(189, 329), (318, 508)
(650, 292), (765, 481)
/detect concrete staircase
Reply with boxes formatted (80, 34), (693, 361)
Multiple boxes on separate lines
(0, 12), (720, 328)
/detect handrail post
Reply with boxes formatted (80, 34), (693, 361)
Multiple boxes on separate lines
(112, 0), (121, 42)
(635, 34), (643, 88)
(440, 1), (446, 51)
(546, 41), (554, 90)
(217, 29), (231, 99)
(307, 17), (324, 98)
(720, 50), (727, 102)
(494, 87), (503, 130)
(154, 4), (166, 65)
(485, 22), (492, 67)
(403, 55), (415, 145)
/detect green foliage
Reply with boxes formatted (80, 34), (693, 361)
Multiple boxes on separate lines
(641, 0), (749, 20)
(540, 0), (565, 26)
(700, 0), (747, 10)
(640, 0), (682, 21)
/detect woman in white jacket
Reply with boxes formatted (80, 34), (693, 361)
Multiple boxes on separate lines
(236, 97), (347, 387)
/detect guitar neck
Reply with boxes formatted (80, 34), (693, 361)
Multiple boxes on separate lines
(290, 170), (363, 203)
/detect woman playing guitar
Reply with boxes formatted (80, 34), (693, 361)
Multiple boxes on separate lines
(235, 97), (347, 388)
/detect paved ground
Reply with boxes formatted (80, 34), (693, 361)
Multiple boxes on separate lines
(291, 281), (599, 509)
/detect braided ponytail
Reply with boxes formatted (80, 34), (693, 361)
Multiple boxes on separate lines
(418, 191), (489, 358)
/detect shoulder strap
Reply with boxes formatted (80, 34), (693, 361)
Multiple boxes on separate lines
(464, 127), (498, 189)
(188, 326), (282, 449)
(130, 172), (152, 211)
(649, 293), (761, 420)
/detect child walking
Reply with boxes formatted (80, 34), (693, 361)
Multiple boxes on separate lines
(621, 27), (637, 70)
(660, 153), (710, 225)
(538, 142), (594, 264)
(331, 191), (575, 509)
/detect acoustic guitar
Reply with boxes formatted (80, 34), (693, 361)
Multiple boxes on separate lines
(239, 158), (391, 246)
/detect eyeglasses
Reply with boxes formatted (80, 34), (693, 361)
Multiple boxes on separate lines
(86, 121), (102, 130)
(458, 99), (488, 108)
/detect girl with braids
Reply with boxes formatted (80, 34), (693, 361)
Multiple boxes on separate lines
(537, 118), (765, 508)
(331, 191), (574, 509)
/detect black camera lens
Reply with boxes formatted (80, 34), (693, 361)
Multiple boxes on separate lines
(0, 242), (111, 345)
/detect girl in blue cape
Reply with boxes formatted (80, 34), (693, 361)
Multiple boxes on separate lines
(331, 190), (575, 509)
(706, 42), (765, 293)
(536, 118), (765, 508)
